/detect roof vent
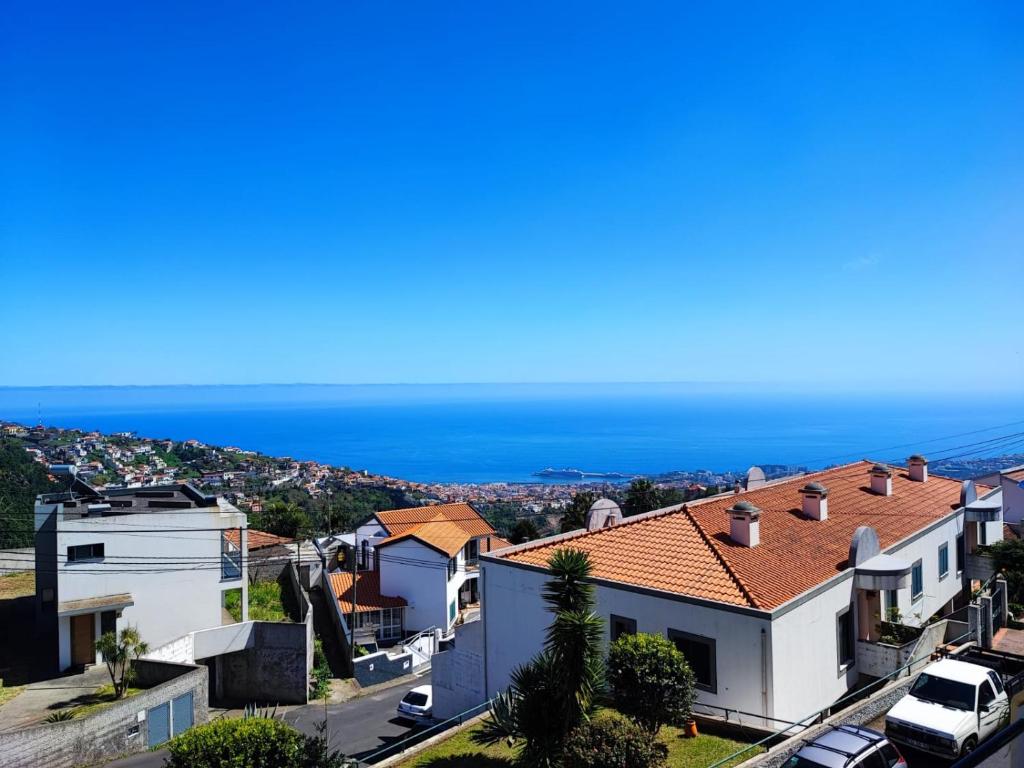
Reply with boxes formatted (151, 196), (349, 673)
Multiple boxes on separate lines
(585, 498), (623, 531)
(745, 467), (767, 491)
(869, 464), (893, 496)
(728, 500), (761, 547)
(86, 503), (112, 516)
(908, 455), (928, 483)
(800, 482), (829, 521)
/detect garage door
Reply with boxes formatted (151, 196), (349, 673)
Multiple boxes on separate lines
(148, 702), (170, 748)
(172, 692), (193, 736)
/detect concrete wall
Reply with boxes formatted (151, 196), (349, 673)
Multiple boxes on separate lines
(378, 539), (450, 633)
(0, 548), (34, 573)
(0, 660), (207, 768)
(218, 622), (309, 704)
(1002, 475), (1024, 527)
(432, 619), (486, 720)
(353, 647), (416, 687)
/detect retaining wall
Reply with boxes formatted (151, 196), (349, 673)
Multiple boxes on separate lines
(0, 660), (207, 768)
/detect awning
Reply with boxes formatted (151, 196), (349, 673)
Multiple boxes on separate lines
(58, 592), (134, 617)
(854, 554), (911, 591)
(965, 497), (1002, 523)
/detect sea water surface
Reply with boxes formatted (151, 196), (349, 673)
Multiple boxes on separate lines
(0, 385), (1022, 484)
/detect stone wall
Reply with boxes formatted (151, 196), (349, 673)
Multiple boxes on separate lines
(353, 648), (416, 687)
(0, 660), (207, 768)
(219, 621), (310, 704)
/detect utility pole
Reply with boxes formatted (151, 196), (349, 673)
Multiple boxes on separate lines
(350, 536), (358, 664)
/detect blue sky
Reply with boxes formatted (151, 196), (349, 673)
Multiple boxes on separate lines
(1, 2), (1022, 390)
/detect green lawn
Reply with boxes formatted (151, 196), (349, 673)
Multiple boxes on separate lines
(0, 681), (24, 708)
(395, 711), (764, 768)
(226, 581), (292, 623)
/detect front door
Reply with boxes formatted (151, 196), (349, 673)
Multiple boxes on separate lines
(70, 613), (95, 666)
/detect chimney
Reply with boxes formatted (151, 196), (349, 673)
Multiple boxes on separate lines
(908, 455), (928, 483)
(728, 500), (761, 547)
(869, 464), (893, 496)
(585, 498), (622, 531)
(800, 482), (829, 521)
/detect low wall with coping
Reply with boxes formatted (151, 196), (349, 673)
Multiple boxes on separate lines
(0, 660), (207, 768)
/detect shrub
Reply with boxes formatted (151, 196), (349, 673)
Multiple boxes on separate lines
(606, 632), (695, 734)
(166, 717), (354, 768)
(562, 714), (668, 768)
(311, 638), (331, 699)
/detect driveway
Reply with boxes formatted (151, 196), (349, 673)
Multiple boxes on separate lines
(0, 664), (111, 731)
(104, 677), (427, 767)
(285, 677), (427, 763)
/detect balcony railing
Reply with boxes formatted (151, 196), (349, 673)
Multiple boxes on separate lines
(221, 550), (242, 580)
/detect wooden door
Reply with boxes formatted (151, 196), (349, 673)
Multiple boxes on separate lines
(71, 614), (94, 666)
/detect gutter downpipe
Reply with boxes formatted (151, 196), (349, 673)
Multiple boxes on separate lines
(761, 627), (769, 728)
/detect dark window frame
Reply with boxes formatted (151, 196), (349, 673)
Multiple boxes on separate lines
(836, 605), (855, 674)
(67, 543), (105, 563)
(667, 628), (717, 693)
(938, 542), (949, 580)
(956, 532), (965, 574)
(911, 559), (924, 602)
(610, 614), (637, 642)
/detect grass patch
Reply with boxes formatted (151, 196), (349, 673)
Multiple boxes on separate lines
(64, 684), (143, 718)
(394, 711), (764, 768)
(0, 572), (34, 600)
(226, 581), (291, 623)
(0, 681), (25, 708)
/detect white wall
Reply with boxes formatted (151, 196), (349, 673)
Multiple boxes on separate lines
(432, 619), (486, 720)
(378, 539), (449, 632)
(55, 506), (248, 670)
(1001, 477), (1024, 527)
(481, 560), (773, 720)
(354, 520), (387, 570)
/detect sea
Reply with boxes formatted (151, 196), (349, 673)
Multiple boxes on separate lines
(0, 384), (1022, 484)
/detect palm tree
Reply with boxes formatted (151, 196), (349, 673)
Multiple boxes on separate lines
(95, 626), (149, 698)
(476, 548), (604, 766)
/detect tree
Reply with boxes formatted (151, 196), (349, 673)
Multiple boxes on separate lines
(0, 438), (60, 548)
(606, 632), (696, 734)
(562, 714), (668, 768)
(251, 500), (311, 538)
(560, 491), (597, 533)
(95, 627), (149, 699)
(476, 548), (604, 766)
(623, 479), (661, 517)
(509, 518), (540, 544)
(991, 539), (1024, 606)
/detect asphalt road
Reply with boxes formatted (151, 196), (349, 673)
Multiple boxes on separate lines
(285, 677), (426, 763)
(105, 677), (426, 768)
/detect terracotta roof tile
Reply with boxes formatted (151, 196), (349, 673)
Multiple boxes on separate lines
(499, 461), (969, 611)
(377, 513), (471, 557)
(225, 529), (294, 550)
(328, 570), (407, 613)
(376, 502), (495, 538)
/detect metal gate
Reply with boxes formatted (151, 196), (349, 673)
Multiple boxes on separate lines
(993, 583), (1006, 631)
(147, 702), (170, 748)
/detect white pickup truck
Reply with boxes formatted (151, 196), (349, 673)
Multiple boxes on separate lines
(885, 657), (1011, 759)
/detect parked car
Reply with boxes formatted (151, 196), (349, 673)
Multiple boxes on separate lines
(784, 724), (906, 768)
(397, 685), (433, 721)
(885, 658), (1010, 758)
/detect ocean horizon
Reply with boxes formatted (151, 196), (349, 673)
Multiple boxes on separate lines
(1, 384), (1022, 484)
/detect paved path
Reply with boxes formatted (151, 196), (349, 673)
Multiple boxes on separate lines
(0, 665), (110, 731)
(105, 677), (426, 767)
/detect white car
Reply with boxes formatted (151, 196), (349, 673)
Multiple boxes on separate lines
(885, 658), (1009, 758)
(397, 685), (433, 721)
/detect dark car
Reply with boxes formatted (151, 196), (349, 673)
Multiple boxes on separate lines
(785, 725), (907, 768)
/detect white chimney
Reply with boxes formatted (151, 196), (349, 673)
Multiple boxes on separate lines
(585, 498), (622, 531)
(870, 464), (893, 496)
(728, 500), (761, 547)
(800, 482), (829, 521)
(908, 455), (928, 483)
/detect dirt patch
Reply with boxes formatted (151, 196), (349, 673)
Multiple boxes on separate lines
(0, 572), (34, 600)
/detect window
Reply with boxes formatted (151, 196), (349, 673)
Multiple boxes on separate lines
(101, 610), (117, 636)
(67, 543), (104, 562)
(221, 531), (241, 580)
(360, 540), (369, 570)
(464, 539), (479, 563)
(885, 589), (899, 618)
(878, 743), (902, 767)
(980, 522), (988, 546)
(988, 670), (1005, 695)
(668, 629), (716, 693)
(610, 615), (637, 642)
(911, 559), (923, 602)
(447, 557), (458, 580)
(449, 599), (457, 624)
(836, 606), (855, 672)
(938, 543), (949, 579)
(380, 607), (403, 641)
(956, 532), (965, 573)
(858, 750), (887, 768)
(978, 681), (996, 711)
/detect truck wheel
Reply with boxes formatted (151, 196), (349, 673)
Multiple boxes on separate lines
(960, 736), (978, 757)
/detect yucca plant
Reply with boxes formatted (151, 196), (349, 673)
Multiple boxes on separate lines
(95, 626), (149, 699)
(44, 709), (75, 723)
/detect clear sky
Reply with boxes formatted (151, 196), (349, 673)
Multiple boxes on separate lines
(2, 2), (1022, 390)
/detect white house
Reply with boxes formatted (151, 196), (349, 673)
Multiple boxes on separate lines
(329, 502), (510, 644)
(35, 478), (249, 673)
(479, 459), (1003, 727)
(975, 464), (1024, 536)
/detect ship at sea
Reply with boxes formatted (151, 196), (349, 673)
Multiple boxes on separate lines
(533, 467), (635, 480)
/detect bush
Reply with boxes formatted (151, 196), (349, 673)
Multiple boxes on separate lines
(606, 632), (695, 734)
(166, 717), (354, 768)
(562, 714), (668, 768)
(311, 638), (331, 699)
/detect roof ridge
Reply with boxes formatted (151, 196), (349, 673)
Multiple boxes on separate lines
(680, 504), (759, 609)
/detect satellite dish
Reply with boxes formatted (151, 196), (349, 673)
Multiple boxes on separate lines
(745, 467), (766, 490)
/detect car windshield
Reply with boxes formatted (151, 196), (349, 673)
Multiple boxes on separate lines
(403, 692), (429, 706)
(910, 673), (975, 710)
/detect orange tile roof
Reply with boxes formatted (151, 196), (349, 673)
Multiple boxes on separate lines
(1004, 468), (1024, 482)
(499, 461), (970, 611)
(225, 529), (294, 550)
(373, 502), (496, 556)
(328, 570), (407, 613)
